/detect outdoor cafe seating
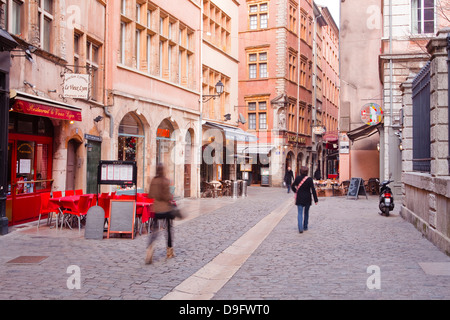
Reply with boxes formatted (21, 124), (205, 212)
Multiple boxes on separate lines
(38, 190), (155, 235)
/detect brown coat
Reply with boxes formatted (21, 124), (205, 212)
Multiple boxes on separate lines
(148, 176), (172, 213)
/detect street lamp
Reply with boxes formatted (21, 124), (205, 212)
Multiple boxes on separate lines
(201, 80), (224, 103)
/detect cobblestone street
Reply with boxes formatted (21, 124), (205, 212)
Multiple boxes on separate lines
(0, 186), (449, 301)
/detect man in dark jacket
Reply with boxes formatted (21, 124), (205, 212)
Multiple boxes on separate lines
(291, 166), (318, 233)
(284, 167), (294, 193)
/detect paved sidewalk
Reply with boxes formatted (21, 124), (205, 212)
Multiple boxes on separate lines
(0, 186), (449, 300)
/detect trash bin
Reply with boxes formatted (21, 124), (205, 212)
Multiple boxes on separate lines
(231, 180), (238, 198)
(241, 180), (247, 197)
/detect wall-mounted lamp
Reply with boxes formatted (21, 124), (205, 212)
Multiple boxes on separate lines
(224, 113), (231, 121)
(94, 115), (103, 122)
(23, 80), (39, 95)
(135, 109), (141, 115)
(23, 80), (35, 89)
(201, 80), (224, 103)
(11, 45), (36, 63)
(85, 143), (93, 152)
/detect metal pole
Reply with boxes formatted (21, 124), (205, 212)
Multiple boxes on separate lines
(447, 34), (450, 174)
(0, 85), (9, 235)
(0, 31), (18, 234)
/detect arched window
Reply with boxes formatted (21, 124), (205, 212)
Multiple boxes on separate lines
(118, 113), (145, 192)
(156, 120), (175, 193)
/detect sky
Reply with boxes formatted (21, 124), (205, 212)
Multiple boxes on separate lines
(314, 0), (340, 27)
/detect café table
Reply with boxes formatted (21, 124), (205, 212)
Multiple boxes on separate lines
(49, 194), (94, 229)
(209, 180), (222, 197)
(136, 199), (154, 234)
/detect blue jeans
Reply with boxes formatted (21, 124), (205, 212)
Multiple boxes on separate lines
(297, 205), (310, 232)
(286, 184), (291, 193)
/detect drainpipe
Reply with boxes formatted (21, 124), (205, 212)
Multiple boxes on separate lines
(104, 106), (114, 139)
(103, 4), (114, 159)
(388, 0), (393, 181)
(198, 3), (204, 198)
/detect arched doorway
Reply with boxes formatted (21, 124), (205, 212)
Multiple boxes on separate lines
(285, 151), (294, 172)
(118, 113), (145, 192)
(184, 130), (193, 197)
(296, 152), (303, 176)
(156, 119), (176, 194)
(66, 138), (82, 191)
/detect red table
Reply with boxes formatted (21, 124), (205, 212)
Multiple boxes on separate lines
(136, 200), (154, 223)
(49, 195), (94, 229)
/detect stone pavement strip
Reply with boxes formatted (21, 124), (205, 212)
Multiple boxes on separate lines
(0, 186), (449, 300)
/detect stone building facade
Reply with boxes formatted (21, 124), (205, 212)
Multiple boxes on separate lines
(400, 31), (450, 256)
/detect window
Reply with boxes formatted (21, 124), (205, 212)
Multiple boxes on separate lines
(300, 10), (307, 41)
(202, 66), (230, 121)
(289, 51), (297, 82)
(86, 40), (100, 101)
(247, 51), (268, 79)
(246, 100), (268, 130)
(249, 64), (257, 79)
(300, 57), (307, 87)
(38, 0), (53, 52)
(5, 0), (23, 36)
(289, 2), (297, 33)
(120, 22), (126, 64)
(124, 3), (194, 88)
(147, 34), (152, 73)
(203, 0), (231, 53)
(412, 0), (435, 34)
(135, 29), (141, 69)
(121, 0), (127, 15)
(249, 114), (256, 130)
(248, 2), (268, 30)
(259, 113), (267, 129)
(73, 33), (80, 73)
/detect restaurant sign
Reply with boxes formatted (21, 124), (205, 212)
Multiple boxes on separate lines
(287, 134), (306, 144)
(12, 99), (82, 122)
(63, 73), (90, 99)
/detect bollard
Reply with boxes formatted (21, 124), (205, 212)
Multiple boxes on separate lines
(232, 180), (238, 198)
(241, 180), (247, 197)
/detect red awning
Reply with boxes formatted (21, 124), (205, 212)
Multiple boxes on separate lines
(10, 90), (82, 122)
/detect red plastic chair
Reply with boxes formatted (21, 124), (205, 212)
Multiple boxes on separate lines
(52, 191), (62, 198)
(98, 193), (111, 219)
(65, 190), (75, 196)
(61, 194), (93, 232)
(38, 192), (54, 228)
(75, 189), (83, 195)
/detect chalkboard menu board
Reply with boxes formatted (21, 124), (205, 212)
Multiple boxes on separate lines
(261, 167), (270, 186)
(107, 200), (136, 239)
(347, 177), (368, 200)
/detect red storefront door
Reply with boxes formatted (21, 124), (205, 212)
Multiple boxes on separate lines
(8, 134), (53, 225)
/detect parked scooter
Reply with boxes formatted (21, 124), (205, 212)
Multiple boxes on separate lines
(378, 179), (394, 216)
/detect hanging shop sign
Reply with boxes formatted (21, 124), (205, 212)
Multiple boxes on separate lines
(360, 103), (383, 126)
(63, 73), (90, 99)
(312, 126), (326, 135)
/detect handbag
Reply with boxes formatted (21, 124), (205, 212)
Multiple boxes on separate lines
(169, 204), (183, 220)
